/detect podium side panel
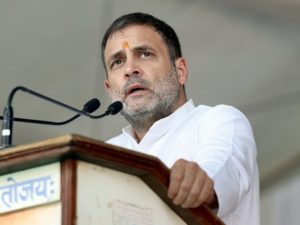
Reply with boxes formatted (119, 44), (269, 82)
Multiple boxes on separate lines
(76, 160), (187, 225)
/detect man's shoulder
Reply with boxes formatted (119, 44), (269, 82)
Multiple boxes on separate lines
(193, 104), (245, 119)
(189, 104), (251, 131)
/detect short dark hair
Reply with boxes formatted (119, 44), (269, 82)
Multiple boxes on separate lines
(101, 12), (182, 71)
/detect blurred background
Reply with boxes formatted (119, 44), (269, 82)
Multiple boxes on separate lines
(1, 0), (300, 224)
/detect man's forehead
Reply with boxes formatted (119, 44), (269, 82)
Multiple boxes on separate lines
(122, 41), (130, 50)
(110, 24), (157, 38)
(104, 26), (164, 58)
(106, 25), (161, 47)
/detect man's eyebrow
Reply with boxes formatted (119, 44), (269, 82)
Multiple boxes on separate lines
(132, 45), (155, 52)
(107, 50), (124, 65)
(107, 45), (155, 65)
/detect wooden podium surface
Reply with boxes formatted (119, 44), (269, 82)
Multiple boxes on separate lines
(0, 134), (224, 225)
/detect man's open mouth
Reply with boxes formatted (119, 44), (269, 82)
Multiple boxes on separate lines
(126, 84), (148, 95)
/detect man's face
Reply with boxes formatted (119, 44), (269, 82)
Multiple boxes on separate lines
(104, 25), (187, 122)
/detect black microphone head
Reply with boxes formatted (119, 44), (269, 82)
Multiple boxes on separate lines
(107, 101), (123, 115)
(83, 98), (101, 113)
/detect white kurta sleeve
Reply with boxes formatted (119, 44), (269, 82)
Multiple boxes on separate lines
(193, 105), (257, 218)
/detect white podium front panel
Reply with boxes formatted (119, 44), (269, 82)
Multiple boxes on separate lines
(77, 161), (186, 225)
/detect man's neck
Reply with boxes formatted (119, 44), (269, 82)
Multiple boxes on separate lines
(131, 101), (188, 143)
(127, 96), (188, 143)
(131, 120), (155, 143)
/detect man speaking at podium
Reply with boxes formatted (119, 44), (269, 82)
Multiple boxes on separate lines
(101, 12), (259, 225)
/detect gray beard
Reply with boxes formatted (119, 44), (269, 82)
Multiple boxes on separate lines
(121, 94), (177, 133)
(120, 70), (181, 133)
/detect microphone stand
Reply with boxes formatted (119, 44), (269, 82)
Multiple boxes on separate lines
(0, 98), (101, 126)
(0, 86), (122, 149)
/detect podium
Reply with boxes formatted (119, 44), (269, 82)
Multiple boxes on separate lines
(0, 134), (224, 225)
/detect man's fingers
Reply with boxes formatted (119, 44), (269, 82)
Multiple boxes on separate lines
(180, 169), (207, 208)
(190, 177), (214, 208)
(168, 159), (186, 199)
(168, 159), (215, 209)
(172, 166), (197, 206)
(169, 160), (200, 206)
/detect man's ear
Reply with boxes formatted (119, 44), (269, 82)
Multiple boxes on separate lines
(175, 57), (188, 85)
(104, 79), (111, 93)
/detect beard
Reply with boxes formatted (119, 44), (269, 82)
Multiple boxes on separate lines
(109, 67), (182, 132)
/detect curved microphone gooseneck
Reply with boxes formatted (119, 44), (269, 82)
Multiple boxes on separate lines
(0, 86), (123, 148)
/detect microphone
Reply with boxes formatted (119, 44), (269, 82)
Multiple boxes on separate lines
(1, 86), (123, 148)
(83, 98), (101, 113)
(105, 101), (123, 115)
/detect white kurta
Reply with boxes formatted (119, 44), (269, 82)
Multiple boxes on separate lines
(106, 99), (260, 225)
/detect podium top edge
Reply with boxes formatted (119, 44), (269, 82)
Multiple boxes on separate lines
(0, 134), (75, 156)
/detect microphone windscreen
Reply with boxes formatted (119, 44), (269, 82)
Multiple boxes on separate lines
(107, 101), (123, 115)
(83, 98), (101, 113)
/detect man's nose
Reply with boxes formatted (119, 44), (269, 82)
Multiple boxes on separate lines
(125, 59), (142, 77)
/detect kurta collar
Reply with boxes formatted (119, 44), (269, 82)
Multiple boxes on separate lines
(122, 99), (195, 142)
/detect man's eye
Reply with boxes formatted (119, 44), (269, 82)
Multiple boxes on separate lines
(140, 52), (151, 58)
(111, 59), (123, 68)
